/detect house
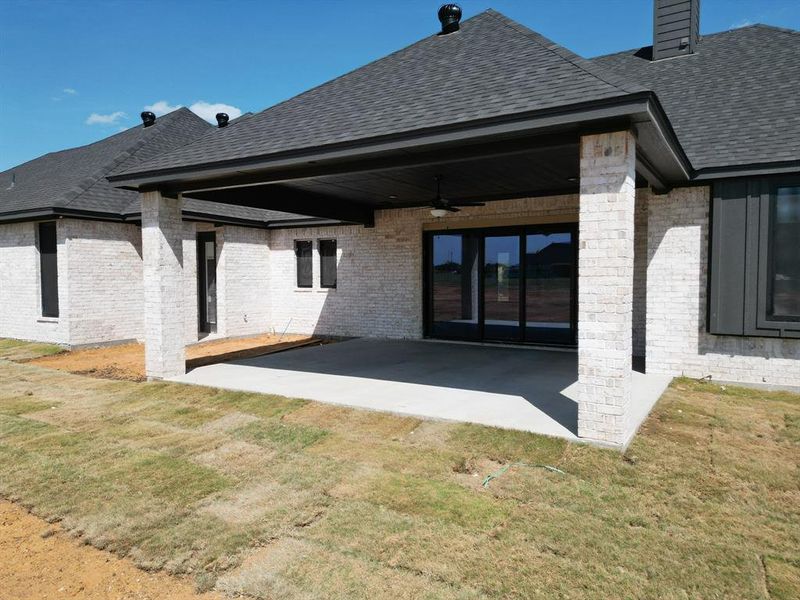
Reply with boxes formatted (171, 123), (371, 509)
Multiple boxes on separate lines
(0, 108), (336, 347)
(1, 1), (798, 446)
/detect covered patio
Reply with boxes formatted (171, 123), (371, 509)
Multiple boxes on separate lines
(109, 10), (692, 446)
(173, 338), (672, 443)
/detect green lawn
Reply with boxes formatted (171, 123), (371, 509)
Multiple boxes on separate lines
(0, 340), (798, 599)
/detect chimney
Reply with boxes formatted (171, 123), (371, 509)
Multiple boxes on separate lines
(652, 0), (700, 60)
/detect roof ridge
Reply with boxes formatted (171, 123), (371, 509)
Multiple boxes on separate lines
(219, 10), (499, 125)
(482, 9), (647, 95)
(593, 22), (799, 60)
(61, 108), (203, 208)
(741, 23), (799, 36)
(59, 140), (149, 208)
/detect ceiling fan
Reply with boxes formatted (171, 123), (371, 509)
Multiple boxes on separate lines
(427, 175), (485, 217)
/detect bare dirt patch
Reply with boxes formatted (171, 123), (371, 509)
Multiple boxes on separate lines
(26, 333), (317, 381)
(0, 500), (221, 600)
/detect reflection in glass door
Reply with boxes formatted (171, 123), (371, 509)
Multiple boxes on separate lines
(525, 231), (574, 345)
(425, 224), (577, 346)
(483, 235), (521, 341)
(430, 233), (479, 339)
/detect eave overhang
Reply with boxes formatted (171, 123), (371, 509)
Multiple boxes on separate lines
(108, 93), (694, 197)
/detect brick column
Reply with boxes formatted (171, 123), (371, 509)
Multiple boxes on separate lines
(577, 131), (636, 445)
(141, 190), (185, 379)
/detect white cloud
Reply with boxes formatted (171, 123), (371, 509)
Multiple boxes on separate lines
(85, 111), (126, 125)
(143, 100), (182, 116)
(731, 19), (753, 29)
(141, 100), (243, 124)
(63, 88), (78, 95)
(188, 101), (242, 123)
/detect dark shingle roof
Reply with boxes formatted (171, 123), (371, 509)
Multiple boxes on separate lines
(0, 108), (314, 225)
(593, 25), (800, 171)
(0, 108), (209, 215)
(119, 9), (647, 176)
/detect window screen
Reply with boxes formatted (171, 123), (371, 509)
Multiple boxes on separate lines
(319, 239), (337, 288)
(295, 240), (312, 288)
(38, 222), (59, 318)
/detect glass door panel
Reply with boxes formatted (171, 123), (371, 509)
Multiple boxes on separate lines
(431, 233), (479, 339)
(525, 231), (574, 344)
(483, 235), (521, 341)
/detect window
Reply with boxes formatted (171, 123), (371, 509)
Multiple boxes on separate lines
(295, 240), (312, 288)
(768, 186), (800, 320)
(319, 239), (337, 288)
(709, 177), (800, 338)
(38, 222), (59, 318)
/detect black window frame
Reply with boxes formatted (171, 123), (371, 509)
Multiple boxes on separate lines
(318, 239), (337, 289)
(37, 221), (59, 318)
(422, 222), (578, 347)
(759, 177), (800, 326)
(294, 240), (313, 288)
(709, 175), (800, 339)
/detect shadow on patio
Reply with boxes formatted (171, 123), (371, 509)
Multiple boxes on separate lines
(173, 338), (671, 440)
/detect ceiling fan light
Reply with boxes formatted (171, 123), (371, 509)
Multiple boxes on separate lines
(430, 208), (448, 218)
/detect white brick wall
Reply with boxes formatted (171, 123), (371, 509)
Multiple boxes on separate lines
(646, 186), (800, 387)
(218, 225), (271, 337)
(61, 219), (144, 346)
(0, 221), (68, 344)
(576, 131), (636, 444)
(181, 223), (271, 343)
(269, 194), (581, 339)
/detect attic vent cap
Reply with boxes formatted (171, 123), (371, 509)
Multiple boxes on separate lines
(216, 113), (229, 128)
(438, 4), (462, 34)
(141, 111), (156, 128)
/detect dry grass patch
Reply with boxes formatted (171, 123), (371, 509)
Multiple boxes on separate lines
(0, 341), (798, 599)
(23, 334), (313, 382)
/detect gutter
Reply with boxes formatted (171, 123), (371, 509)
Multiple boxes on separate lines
(0, 206), (342, 230)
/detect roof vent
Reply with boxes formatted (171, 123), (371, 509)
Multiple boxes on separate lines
(438, 4), (462, 34)
(216, 113), (229, 128)
(141, 111), (156, 127)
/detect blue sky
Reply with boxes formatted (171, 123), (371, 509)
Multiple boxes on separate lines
(1, 0), (798, 172)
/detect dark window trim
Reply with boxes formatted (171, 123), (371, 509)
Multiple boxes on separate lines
(197, 231), (218, 335)
(37, 221), (59, 318)
(758, 176), (800, 329)
(709, 175), (800, 339)
(295, 239), (313, 288)
(422, 222), (578, 348)
(318, 238), (337, 289)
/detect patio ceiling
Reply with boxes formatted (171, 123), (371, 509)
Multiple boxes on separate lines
(114, 109), (678, 228)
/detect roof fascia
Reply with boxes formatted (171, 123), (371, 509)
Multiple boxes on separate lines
(692, 161), (800, 181)
(0, 207), (129, 225)
(109, 93), (668, 190)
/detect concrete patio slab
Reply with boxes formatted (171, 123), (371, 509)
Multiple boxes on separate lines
(171, 338), (672, 444)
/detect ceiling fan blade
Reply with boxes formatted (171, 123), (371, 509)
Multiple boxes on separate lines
(451, 201), (485, 207)
(446, 206), (460, 212)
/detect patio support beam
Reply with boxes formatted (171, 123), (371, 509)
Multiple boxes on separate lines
(190, 184), (375, 227)
(141, 189), (186, 379)
(577, 130), (636, 446)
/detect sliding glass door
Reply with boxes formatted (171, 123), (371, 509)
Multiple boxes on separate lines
(429, 233), (480, 340)
(425, 224), (577, 346)
(483, 235), (521, 341)
(525, 231), (575, 344)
